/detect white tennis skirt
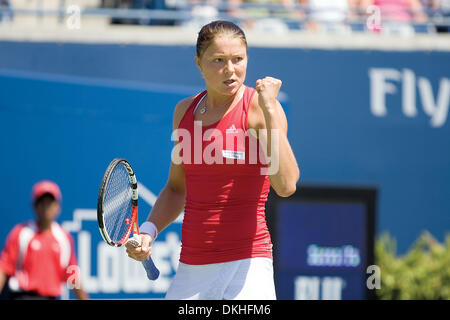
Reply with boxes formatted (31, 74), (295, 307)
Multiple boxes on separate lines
(165, 257), (276, 300)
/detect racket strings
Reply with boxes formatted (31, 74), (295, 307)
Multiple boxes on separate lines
(103, 164), (133, 244)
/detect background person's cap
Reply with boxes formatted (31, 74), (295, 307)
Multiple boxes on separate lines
(32, 180), (62, 203)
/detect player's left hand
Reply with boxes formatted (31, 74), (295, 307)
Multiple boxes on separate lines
(256, 77), (282, 111)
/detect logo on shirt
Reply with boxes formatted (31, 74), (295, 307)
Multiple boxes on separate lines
(226, 124), (238, 134)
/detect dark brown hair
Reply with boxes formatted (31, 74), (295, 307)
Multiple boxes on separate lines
(196, 20), (247, 58)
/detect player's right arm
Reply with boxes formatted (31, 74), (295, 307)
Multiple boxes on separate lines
(146, 96), (193, 233)
(146, 162), (186, 235)
(126, 97), (193, 260)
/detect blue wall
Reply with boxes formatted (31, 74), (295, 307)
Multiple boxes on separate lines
(0, 41), (449, 298)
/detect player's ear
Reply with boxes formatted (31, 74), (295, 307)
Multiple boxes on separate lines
(195, 55), (201, 70)
(195, 55), (204, 79)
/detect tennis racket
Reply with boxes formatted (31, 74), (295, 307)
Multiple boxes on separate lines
(97, 158), (160, 280)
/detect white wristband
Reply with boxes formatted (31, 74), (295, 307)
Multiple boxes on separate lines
(139, 221), (158, 241)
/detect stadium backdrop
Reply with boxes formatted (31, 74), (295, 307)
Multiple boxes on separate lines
(0, 41), (449, 299)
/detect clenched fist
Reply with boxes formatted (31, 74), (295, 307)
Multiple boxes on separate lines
(256, 77), (282, 111)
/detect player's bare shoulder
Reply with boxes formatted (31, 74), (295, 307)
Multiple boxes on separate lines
(173, 95), (196, 130)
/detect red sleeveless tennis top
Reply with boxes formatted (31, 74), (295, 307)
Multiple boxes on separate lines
(177, 85), (272, 265)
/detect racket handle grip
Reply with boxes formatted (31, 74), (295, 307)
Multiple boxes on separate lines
(142, 257), (160, 280)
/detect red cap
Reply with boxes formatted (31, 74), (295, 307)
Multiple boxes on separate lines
(32, 180), (62, 203)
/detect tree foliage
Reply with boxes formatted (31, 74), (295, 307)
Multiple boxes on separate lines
(375, 231), (450, 300)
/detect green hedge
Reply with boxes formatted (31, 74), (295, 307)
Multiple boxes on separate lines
(375, 231), (450, 300)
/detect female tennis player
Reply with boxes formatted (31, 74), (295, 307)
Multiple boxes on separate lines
(126, 20), (299, 300)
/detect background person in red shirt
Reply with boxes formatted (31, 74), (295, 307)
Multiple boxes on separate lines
(0, 180), (88, 300)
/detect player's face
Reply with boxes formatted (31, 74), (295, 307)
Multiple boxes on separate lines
(196, 34), (248, 97)
(34, 195), (61, 225)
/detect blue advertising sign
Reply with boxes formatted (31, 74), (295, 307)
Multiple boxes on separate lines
(0, 70), (194, 299)
(60, 195), (183, 299)
(268, 187), (376, 300)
